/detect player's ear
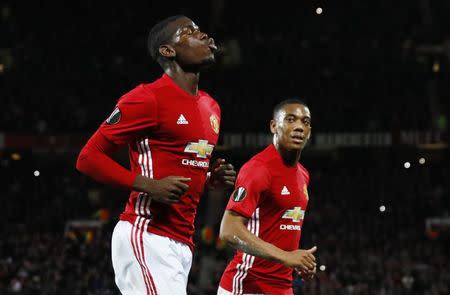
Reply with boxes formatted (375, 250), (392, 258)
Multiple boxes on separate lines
(270, 119), (276, 134)
(159, 44), (176, 59)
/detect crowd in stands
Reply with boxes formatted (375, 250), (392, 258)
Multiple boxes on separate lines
(0, 1), (448, 134)
(1, 1), (449, 294)
(0, 148), (448, 295)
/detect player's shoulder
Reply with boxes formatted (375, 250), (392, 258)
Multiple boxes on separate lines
(141, 75), (169, 93)
(198, 89), (215, 100)
(118, 83), (156, 105)
(121, 73), (182, 101)
(251, 145), (280, 165)
(240, 151), (272, 177)
(199, 89), (220, 107)
(297, 162), (310, 184)
(237, 156), (272, 189)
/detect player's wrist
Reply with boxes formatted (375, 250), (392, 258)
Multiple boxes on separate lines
(205, 172), (224, 191)
(133, 174), (154, 195)
(205, 171), (214, 188)
(268, 246), (289, 265)
(280, 253), (291, 267)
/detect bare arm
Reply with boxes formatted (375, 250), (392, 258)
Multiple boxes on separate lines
(220, 210), (317, 270)
(220, 210), (285, 262)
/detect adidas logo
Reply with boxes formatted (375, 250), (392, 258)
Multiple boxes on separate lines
(177, 114), (189, 125)
(281, 186), (290, 195)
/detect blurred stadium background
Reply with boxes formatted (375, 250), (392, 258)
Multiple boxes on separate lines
(0, 1), (449, 294)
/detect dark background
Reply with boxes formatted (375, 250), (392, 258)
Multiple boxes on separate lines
(0, 1), (449, 294)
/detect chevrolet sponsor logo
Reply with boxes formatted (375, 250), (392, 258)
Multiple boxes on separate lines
(181, 159), (209, 168)
(184, 140), (214, 159)
(280, 224), (302, 231)
(282, 207), (305, 223)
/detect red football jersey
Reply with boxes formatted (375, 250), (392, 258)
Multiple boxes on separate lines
(99, 74), (221, 250)
(219, 144), (310, 295)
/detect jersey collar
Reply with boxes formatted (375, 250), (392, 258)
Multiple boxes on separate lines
(161, 74), (200, 100)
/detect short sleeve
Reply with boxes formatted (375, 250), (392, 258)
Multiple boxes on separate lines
(99, 85), (158, 145)
(226, 161), (271, 218)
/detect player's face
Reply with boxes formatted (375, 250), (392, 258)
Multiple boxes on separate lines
(271, 104), (311, 151)
(168, 17), (217, 69)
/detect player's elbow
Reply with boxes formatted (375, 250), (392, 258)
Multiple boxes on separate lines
(220, 232), (237, 247)
(75, 154), (84, 173)
(219, 226), (233, 244)
(219, 219), (233, 243)
(219, 212), (241, 244)
(75, 147), (89, 175)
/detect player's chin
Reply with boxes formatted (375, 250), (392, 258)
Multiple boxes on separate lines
(198, 55), (216, 70)
(204, 53), (216, 64)
(287, 142), (305, 151)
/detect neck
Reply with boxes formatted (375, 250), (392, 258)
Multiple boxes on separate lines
(164, 64), (199, 96)
(273, 142), (302, 167)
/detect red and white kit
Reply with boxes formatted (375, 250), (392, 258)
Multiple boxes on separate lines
(98, 74), (220, 295)
(219, 144), (309, 295)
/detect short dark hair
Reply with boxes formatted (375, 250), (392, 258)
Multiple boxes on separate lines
(273, 98), (308, 119)
(147, 15), (185, 66)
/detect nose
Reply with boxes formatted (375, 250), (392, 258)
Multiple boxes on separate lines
(293, 124), (304, 133)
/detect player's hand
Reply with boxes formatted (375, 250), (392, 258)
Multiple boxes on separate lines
(207, 158), (236, 189)
(145, 176), (191, 204)
(296, 265), (316, 281)
(282, 246), (317, 272)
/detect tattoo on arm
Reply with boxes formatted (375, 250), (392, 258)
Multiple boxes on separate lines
(232, 235), (264, 257)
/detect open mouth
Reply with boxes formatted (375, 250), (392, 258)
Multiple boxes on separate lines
(208, 38), (217, 51)
(291, 135), (305, 144)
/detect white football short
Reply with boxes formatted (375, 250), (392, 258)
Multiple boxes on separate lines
(217, 286), (265, 295)
(111, 220), (192, 295)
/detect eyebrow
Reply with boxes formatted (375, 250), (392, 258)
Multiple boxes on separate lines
(285, 113), (311, 119)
